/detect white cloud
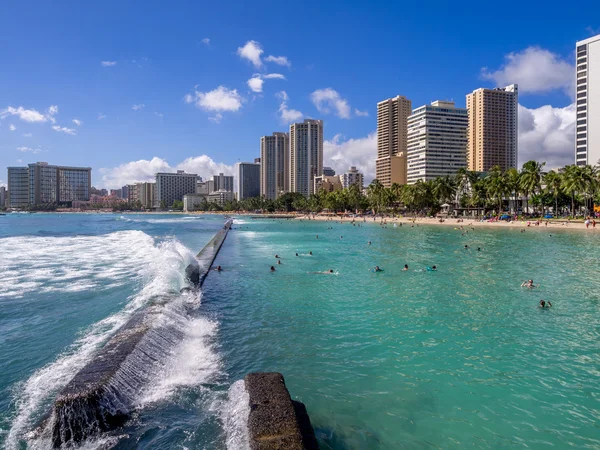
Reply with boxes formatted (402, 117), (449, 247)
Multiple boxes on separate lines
(184, 86), (243, 116)
(72, 119), (83, 126)
(101, 61), (117, 67)
(209, 113), (223, 123)
(17, 146), (44, 154)
(310, 88), (351, 119)
(247, 73), (286, 93)
(132, 104), (145, 111)
(9, 124), (16, 131)
(98, 155), (234, 188)
(22, 133), (32, 137)
(265, 55), (291, 68)
(1, 106), (49, 123)
(98, 113), (106, 120)
(237, 40), (264, 68)
(276, 91), (303, 123)
(354, 108), (369, 117)
(201, 38), (210, 45)
(247, 76), (264, 93)
(481, 47), (574, 97)
(324, 132), (377, 183)
(518, 103), (575, 168)
(52, 125), (76, 135)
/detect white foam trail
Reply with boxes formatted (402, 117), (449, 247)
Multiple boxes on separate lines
(222, 380), (251, 450)
(5, 233), (195, 450)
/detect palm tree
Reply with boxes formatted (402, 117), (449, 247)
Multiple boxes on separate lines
(544, 171), (562, 217)
(432, 176), (456, 206)
(367, 179), (385, 214)
(562, 165), (584, 216)
(520, 160), (545, 216)
(506, 168), (521, 215)
(485, 165), (507, 214)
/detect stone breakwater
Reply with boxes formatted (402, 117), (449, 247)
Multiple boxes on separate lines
(49, 220), (232, 447)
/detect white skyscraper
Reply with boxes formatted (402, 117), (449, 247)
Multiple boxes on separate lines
(407, 101), (468, 183)
(260, 132), (289, 200)
(290, 119), (323, 197)
(576, 34), (600, 166)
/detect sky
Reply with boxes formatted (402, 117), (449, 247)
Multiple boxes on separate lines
(0, 0), (598, 189)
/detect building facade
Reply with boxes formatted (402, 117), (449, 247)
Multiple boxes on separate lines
(183, 194), (208, 212)
(260, 132), (289, 200)
(208, 189), (235, 206)
(155, 170), (197, 208)
(340, 166), (364, 189)
(406, 101), (468, 183)
(236, 162), (260, 200)
(28, 162), (58, 204)
(136, 182), (155, 208)
(576, 34), (600, 166)
(376, 95), (412, 186)
(7, 167), (29, 207)
(57, 166), (92, 203)
(466, 84), (518, 172)
(213, 173), (234, 192)
(314, 175), (342, 193)
(289, 119), (323, 197)
(0, 186), (7, 208)
(322, 166), (336, 176)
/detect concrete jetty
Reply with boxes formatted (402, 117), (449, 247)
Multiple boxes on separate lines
(50, 219), (232, 447)
(245, 372), (319, 450)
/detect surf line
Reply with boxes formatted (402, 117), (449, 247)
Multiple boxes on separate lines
(47, 219), (233, 448)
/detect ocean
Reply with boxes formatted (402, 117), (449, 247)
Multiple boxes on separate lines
(1, 213), (600, 449)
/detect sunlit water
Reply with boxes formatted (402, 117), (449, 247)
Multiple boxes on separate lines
(1, 213), (599, 449)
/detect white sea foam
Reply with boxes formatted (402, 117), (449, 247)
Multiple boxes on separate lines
(5, 232), (195, 449)
(222, 380), (251, 450)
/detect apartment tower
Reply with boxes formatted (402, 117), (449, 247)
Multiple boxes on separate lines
(466, 84), (518, 172)
(406, 101), (468, 183)
(376, 95), (412, 187)
(260, 132), (289, 200)
(289, 119), (323, 197)
(235, 162), (261, 200)
(576, 34), (600, 166)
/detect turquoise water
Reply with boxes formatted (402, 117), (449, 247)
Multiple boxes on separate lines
(1, 214), (600, 449)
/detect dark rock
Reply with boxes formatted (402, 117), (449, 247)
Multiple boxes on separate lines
(185, 263), (200, 286)
(245, 372), (319, 450)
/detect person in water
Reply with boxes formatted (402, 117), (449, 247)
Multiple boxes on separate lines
(295, 253), (299, 256)
(521, 279), (537, 288)
(374, 266), (382, 272)
(216, 265), (222, 272)
(309, 251), (313, 255)
(477, 247), (481, 251)
(277, 260), (281, 265)
(270, 266), (276, 272)
(426, 265), (437, 271)
(403, 264), (409, 271)
(464, 245), (469, 249)
(275, 254), (280, 259)
(539, 299), (552, 308)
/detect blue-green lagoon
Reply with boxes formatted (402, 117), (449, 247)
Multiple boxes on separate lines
(1, 213), (599, 449)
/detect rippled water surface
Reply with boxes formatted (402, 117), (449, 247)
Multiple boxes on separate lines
(1, 214), (600, 449)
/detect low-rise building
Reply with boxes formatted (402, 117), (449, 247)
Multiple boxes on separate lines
(314, 175), (342, 193)
(208, 189), (234, 207)
(340, 166), (364, 189)
(183, 193), (208, 212)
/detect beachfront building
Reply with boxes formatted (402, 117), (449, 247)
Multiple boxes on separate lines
(7, 167), (28, 207)
(208, 189), (234, 207)
(0, 186), (7, 208)
(290, 119), (324, 197)
(213, 173), (234, 193)
(376, 95), (412, 187)
(155, 170), (197, 208)
(406, 101), (468, 183)
(314, 175), (342, 193)
(235, 162), (260, 200)
(575, 34), (600, 166)
(57, 166), (92, 203)
(136, 182), (155, 209)
(322, 166), (336, 176)
(466, 84), (518, 172)
(28, 162), (58, 204)
(339, 166), (364, 189)
(196, 180), (214, 195)
(183, 193), (207, 212)
(260, 132), (289, 200)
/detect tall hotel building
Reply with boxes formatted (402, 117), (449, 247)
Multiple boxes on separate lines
(260, 132), (289, 200)
(155, 170), (197, 208)
(466, 84), (518, 172)
(407, 101), (468, 183)
(576, 34), (600, 166)
(7, 167), (29, 207)
(376, 95), (412, 187)
(289, 119), (323, 197)
(235, 162), (260, 200)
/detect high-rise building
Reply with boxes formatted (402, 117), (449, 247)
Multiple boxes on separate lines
(213, 173), (234, 192)
(376, 95), (412, 187)
(236, 162), (260, 200)
(28, 162), (58, 204)
(136, 182), (155, 208)
(127, 184), (137, 203)
(406, 101), (468, 183)
(260, 132), (289, 200)
(155, 170), (197, 208)
(576, 34), (600, 166)
(290, 119), (323, 197)
(7, 167), (29, 207)
(196, 180), (214, 195)
(466, 84), (518, 172)
(57, 166), (92, 203)
(339, 166), (364, 189)
(0, 186), (7, 208)
(121, 185), (129, 201)
(322, 166), (336, 177)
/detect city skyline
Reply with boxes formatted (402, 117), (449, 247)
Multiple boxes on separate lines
(0, 1), (597, 189)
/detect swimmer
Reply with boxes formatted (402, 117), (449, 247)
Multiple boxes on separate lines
(368, 241), (371, 245)
(275, 254), (280, 259)
(426, 265), (437, 271)
(216, 265), (222, 272)
(277, 260), (281, 265)
(403, 264), (409, 271)
(309, 251), (313, 255)
(340, 236), (343, 239)
(464, 245), (469, 249)
(295, 253), (299, 256)
(477, 247), (481, 251)
(270, 266), (276, 272)
(521, 279), (537, 288)
(374, 266), (383, 272)
(539, 299), (552, 308)
(316, 235), (319, 239)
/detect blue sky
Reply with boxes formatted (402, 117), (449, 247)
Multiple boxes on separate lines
(0, 0), (598, 188)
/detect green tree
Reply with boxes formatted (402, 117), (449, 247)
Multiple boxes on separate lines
(520, 160), (545, 216)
